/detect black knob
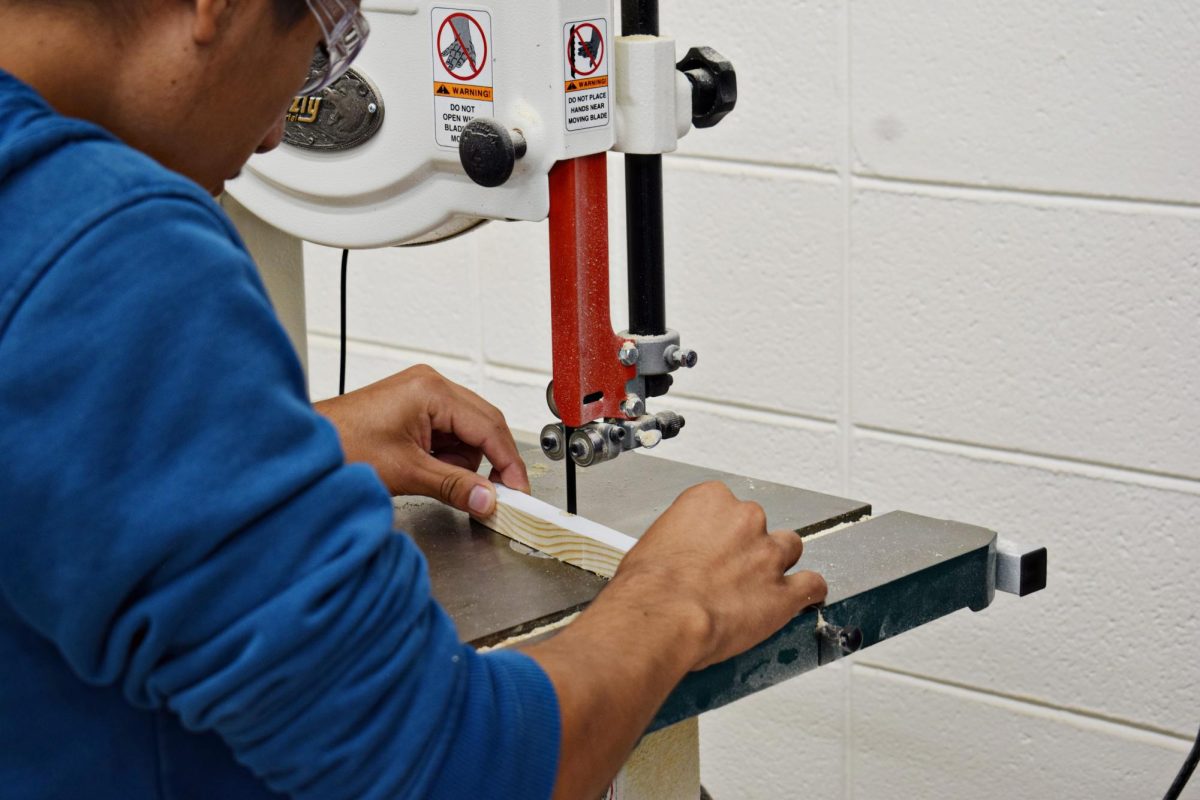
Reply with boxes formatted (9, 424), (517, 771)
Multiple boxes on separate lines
(676, 46), (737, 129)
(459, 118), (527, 188)
(655, 411), (686, 440)
(643, 374), (674, 398)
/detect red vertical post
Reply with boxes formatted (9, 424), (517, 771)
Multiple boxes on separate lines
(548, 154), (635, 428)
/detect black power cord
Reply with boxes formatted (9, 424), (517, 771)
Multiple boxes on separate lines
(338, 249), (349, 397)
(1164, 724), (1200, 800)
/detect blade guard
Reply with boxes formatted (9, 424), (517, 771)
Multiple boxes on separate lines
(548, 155), (635, 428)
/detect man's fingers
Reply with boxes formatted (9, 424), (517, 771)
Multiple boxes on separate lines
(491, 457), (530, 494)
(768, 529), (805, 572)
(433, 442), (484, 474)
(438, 386), (530, 493)
(678, 480), (736, 505)
(487, 465), (526, 492)
(415, 454), (496, 516)
(786, 569), (828, 609)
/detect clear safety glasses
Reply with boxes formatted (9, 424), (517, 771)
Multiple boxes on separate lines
(299, 0), (371, 96)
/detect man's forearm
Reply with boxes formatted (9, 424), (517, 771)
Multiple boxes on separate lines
(522, 572), (709, 800)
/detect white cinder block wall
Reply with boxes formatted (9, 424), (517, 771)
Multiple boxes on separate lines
(301, 2), (1200, 797)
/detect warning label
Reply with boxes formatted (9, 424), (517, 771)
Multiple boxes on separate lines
(431, 8), (493, 147)
(563, 18), (610, 132)
(565, 76), (609, 92)
(434, 82), (494, 102)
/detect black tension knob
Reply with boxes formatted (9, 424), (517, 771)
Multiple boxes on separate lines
(654, 411), (686, 440)
(676, 46), (737, 129)
(458, 118), (527, 188)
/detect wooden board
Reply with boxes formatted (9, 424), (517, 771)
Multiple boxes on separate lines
(482, 486), (639, 578)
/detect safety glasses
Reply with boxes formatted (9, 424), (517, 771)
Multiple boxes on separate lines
(299, 0), (370, 96)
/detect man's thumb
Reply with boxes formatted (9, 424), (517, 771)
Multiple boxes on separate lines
(425, 459), (495, 515)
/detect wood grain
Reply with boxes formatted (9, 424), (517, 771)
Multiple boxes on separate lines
(481, 486), (639, 578)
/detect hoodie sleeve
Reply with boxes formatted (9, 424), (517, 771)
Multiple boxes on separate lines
(0, 193), (560, 800)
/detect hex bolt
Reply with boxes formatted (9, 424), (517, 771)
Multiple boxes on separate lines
(570, 440), (587, 460)
(618, 341), (640, 367)
(664, 345), (699, 369)
(621, 394), (646, 417)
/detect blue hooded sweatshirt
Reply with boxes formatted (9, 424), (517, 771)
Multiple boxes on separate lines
(0, 69), (559, 800)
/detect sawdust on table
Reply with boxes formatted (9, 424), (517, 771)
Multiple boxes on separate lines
(477, 612), (580, 652)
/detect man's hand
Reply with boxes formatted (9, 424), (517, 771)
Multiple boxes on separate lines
(613, 480), (828, 670)
(525, 481), (827, 799)
(314, 365), (530, 515)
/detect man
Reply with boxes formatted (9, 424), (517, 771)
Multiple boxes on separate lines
(0, 0), (827, 797)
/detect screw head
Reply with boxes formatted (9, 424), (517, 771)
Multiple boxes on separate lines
(840, 627), (864, 654)
(665, 345), (699, 369)
(618, 341), (640, 367)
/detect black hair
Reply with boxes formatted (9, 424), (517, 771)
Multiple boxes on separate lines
(271, 0), (309, 29)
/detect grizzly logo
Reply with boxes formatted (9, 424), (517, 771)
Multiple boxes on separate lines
(287, 96), (322, 125)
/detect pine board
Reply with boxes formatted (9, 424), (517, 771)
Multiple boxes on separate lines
(482, 486), (638, 578)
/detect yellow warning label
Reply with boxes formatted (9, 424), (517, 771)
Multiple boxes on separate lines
(433, 82), (494, 101)
(564, 76), (609, 93)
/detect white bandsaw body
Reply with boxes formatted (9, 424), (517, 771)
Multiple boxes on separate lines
(227, 0), (693, 249)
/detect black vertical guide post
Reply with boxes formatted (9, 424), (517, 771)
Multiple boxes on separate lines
(622, 0), (668, 337)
